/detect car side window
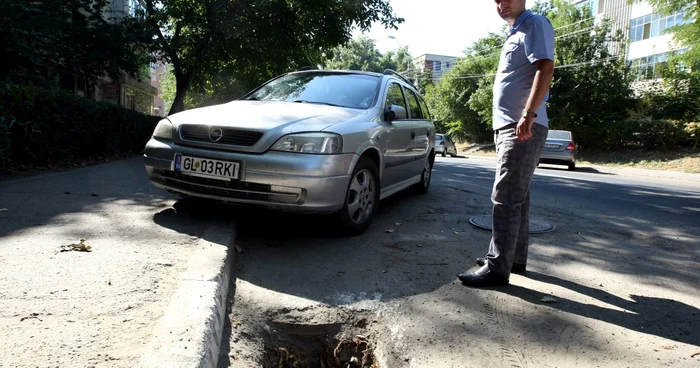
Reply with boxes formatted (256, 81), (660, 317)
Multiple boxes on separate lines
(418, 96), (431, 120)
(385, 83), (407, 119)
(406, 89), (424, 120)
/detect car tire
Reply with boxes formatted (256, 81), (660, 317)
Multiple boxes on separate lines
(568, 162), (576, 171)
(441, 151), (446, 157)
(337, 156), (380, 236)
(410, 153), (434, 195)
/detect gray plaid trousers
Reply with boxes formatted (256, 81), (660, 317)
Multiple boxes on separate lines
(487, 123), (548, 278)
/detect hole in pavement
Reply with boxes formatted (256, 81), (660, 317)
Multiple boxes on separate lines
(262, 320), (378, 368)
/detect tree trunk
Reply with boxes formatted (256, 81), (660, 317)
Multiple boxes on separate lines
(169, 68), (197, 115)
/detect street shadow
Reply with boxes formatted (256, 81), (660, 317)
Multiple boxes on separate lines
(537, 165), (614, 175)
(227, 159), (700, 308)
(499, 271), (699, 346)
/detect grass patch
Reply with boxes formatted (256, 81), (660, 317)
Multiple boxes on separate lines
(577, 148), (700, 173)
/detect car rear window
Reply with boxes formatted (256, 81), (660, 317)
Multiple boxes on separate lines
(547, 131), (572, 140)
(436, 135), (444, 141)
(245, 72), (380, 109)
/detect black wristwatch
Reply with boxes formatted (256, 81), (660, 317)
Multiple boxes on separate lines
(522, 109), (537, 118)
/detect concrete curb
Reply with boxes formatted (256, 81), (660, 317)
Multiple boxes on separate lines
(139, 220), (236, 368)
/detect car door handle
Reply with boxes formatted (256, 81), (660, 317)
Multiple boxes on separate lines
(411, 132), (415, 140)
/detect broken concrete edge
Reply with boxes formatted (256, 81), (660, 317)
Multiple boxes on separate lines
(138, 219), (236, 368)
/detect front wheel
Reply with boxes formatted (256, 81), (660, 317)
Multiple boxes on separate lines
(336, 157), (380, 236)
(410, 154), (434, 195)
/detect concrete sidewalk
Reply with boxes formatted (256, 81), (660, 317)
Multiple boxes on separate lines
(0, 158), (235, 368)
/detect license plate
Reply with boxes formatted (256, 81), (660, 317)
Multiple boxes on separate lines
(173, 154), (240, 180)
(545, 144), (560, 149)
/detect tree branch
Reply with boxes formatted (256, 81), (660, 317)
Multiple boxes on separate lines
(144, 0), (179, 69)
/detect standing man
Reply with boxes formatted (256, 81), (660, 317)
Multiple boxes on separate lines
(458, 0), (555, 287)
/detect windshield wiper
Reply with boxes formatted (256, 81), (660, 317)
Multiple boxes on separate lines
(291, 99), (344, 108)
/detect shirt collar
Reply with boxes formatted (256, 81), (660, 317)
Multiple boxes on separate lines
(509, 9), (534, 35)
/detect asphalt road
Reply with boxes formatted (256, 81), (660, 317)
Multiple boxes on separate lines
(436, 156), (700, 247)
(224, 156), (700, 367)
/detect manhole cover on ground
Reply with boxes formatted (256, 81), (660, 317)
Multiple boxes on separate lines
(469, 215), (555, 234)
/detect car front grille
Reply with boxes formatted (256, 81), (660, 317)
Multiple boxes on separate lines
(154, 171), (301, 204)
(179, 125), (263, 146)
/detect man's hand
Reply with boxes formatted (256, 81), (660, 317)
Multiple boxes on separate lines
(516, 116), (535, 141)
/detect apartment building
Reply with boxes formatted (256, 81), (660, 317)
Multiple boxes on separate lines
(86, 0), (159, 115)
(572, 0), (691, 83)
(412, 54), (458, 82)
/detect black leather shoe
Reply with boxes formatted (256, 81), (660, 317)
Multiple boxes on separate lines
(476, 257), (526, 274)
(457, 265), (509, 287)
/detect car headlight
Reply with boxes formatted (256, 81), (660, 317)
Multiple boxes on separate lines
(153, 119), (173, 139)
(271, 133), (342, 154)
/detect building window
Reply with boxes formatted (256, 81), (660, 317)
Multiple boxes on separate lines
(629, 49), (688, 80)
(445, 62), (451, 69)
(630, 10), (688, 42)
(435, 61), (441, 71)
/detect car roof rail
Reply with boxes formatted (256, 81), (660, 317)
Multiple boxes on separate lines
(383, 68), (417, 89)
(296, 66), (319, 71)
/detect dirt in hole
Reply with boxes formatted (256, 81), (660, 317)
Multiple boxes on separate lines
(261, 319), (379, 368)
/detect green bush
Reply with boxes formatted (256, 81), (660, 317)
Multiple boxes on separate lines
(602, 120), (692, 150)
(0, 83), (159, 172)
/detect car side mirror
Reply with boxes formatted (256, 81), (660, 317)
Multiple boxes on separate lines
(384, 104), (407, 122)
(384, 107), (397, 122)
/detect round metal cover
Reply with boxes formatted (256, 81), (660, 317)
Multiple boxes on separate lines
(469, 215), (555, 234)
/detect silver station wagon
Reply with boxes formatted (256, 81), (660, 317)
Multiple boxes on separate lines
(143, 69), (436, 235)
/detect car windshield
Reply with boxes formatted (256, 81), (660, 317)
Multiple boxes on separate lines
(547, 131), (572, 140)
(245, 72), (380, 109)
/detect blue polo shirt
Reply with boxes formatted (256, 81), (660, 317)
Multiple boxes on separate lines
(492, 10), (555, 130)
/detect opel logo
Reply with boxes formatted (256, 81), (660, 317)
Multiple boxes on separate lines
(209, 127), (223, 142)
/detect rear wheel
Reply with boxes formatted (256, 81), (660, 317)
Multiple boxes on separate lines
(337, 157), (380, 236)
(441, 150), (446, 157)
(568, 161), (576, 171)
(410, 153), (434, 195)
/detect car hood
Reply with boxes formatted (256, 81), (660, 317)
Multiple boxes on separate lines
(167, 100), (367, 133)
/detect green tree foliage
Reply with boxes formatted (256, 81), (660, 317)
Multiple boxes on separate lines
(637, 0), (699, 129)
(0, 0), (151, 96)
(139, 0), (403, 114)
(324, 36), (413, 72)
(426, 0), (633, 148)
(538, 0), (633, 148)
(424, 33), (502, 142)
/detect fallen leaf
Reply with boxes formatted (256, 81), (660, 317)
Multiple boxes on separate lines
(661, 345), (676, 350)
(59, 239), (92, 253)
(395, 222), (402, 226)
(0, 208), (8, 212)
(454, 231), (460, 235)
(385, 229), (394, 233)
(234, 245), (245, 253)
(416, 244), (423, 247)
(691, 352), (700, 358)
(540, 296), (558, 303)
(91, 193), (98, 197)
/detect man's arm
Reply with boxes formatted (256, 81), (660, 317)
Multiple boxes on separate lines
(525, 59), (554, 117)
(517, 59), (554, 141)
